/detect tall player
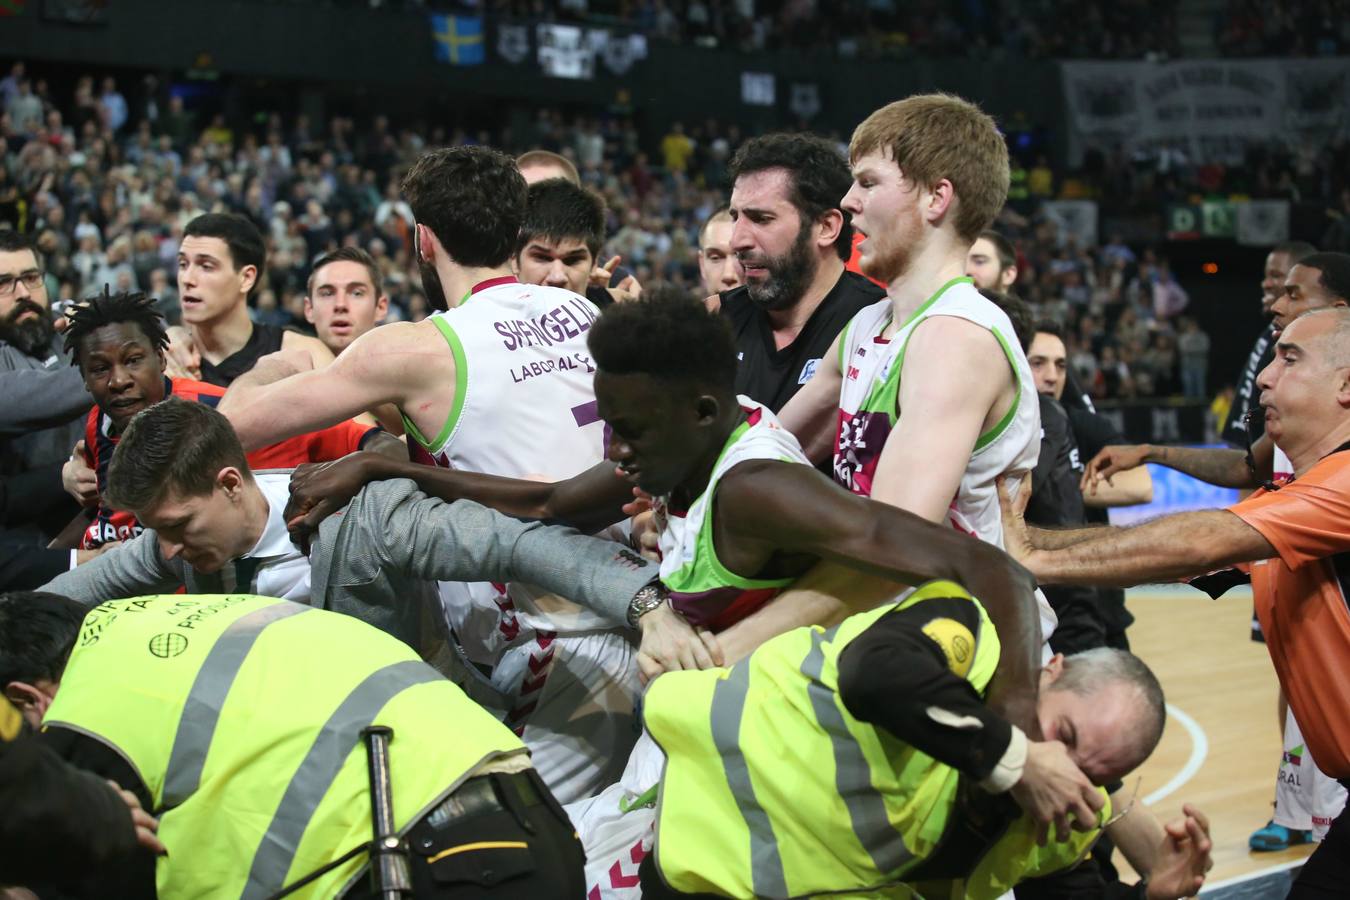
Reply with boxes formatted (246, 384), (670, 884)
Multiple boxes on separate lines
(218, 146), (657, 802)
(748, 94), (1054, 656)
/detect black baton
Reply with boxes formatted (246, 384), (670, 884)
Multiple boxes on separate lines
(362, 725), (413, 899)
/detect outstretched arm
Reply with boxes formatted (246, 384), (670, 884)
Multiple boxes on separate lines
(286, 454), (630, 547)
(371, 486), (656, 625)
(1006, 503), (1274, 587)
(219, 323), (437, 450)
(1082, 442), (1260, 493)
(716, 460), (1043, 736)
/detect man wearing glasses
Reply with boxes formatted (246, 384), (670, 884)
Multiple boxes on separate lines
(0, 230), (95, 586)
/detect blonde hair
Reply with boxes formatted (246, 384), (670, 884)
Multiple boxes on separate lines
(849, 93), (1010, 242)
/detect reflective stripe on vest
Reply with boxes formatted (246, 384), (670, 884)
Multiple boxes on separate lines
(801, 627), (916, 875)
(242, 659), (442, 898)
(650, 580), (997, 898)
(44, 595), (525, 899)
(162, 602), (314, 810)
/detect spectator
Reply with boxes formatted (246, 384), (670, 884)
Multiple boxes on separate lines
(98, 77), (127, 133)
(1177, 316), (1212, 399)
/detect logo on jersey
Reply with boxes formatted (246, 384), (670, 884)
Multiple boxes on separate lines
(833, 410), (892, 496)
(798, 358), (820, 385)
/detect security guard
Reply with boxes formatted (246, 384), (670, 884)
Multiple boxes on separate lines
(639, 581), (1192, 900)
(0, 592), (584, 900)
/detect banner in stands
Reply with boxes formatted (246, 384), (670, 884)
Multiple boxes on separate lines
(1165, 200), (1290, 245)
(1041, 200), (1099, 248)
(1061, 60), (1350, 165)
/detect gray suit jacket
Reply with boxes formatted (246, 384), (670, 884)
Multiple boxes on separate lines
(42, 478), (654, 652)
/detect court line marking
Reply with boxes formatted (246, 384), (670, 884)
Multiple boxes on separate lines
(1143, 702), (1208, 806)
(1200, 857), (1305, 892)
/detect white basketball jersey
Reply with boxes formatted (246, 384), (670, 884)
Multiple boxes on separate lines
(413, 277), (605, 478)
(833, 277), (1041, 547)
(409, 278), (614, 637)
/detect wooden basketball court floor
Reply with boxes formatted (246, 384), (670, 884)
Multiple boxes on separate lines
(1113, 585), (1316, 895)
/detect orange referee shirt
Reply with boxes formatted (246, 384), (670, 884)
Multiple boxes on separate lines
(1229, 448), (1350, 778)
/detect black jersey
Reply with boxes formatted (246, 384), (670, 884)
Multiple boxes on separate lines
(200, 321), (288, 387)
(1221, 323), (1275, 448)
(720, 269), (884, 412)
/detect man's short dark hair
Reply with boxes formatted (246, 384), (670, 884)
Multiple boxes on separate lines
(402, 147), (526, 269)
(105, 398), (251, 512)
(1275, 241), (1317, 265)
(978, 230), (1017, 272)
(0, 229), (41, 266)
(307, 246), (383, 298)
(0, 592), (88, 689)
(588, 286), (737, 393)
(182, 213), (266, 297)
(63, 288), (169, 368)
(1297, 252), (1350, 303)
(980, 288), (1032, 352)
(728, 133), (854, 261)
(519, 180), (606, 259)
(1034, 319), (1065, 341)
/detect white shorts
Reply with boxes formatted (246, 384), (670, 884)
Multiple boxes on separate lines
(567, 732), (665, 900)
(437, 579), (642, 805)
(492, 627), (641, 805)
(1273, 706), (1348, 840)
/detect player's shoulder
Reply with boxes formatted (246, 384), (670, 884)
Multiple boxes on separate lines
(492, 282), (600, 313)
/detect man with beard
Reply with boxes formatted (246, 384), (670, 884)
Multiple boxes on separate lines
(0, 231), (90, 550)
(716, 133), (883, 413)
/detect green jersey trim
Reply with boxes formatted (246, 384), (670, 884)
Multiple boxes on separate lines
(666, 418), (798, 595)
(860, 276), (975, 424)
(973, 326), (1022, 452)
(401, 316), (468, 454)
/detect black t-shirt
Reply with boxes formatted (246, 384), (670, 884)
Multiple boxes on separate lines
(720, 270), (884, 413)
(1027, 396), (1085, 530)
(1064, 405), (1135, 642)
(1221, 324), (1275, 448)
(200, 321), (289, 387)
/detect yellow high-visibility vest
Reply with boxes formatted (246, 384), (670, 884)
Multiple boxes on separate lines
(646, 580), (1106, 899)
(44, 594), (526, 899)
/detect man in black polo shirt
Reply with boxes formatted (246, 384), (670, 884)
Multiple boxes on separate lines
(713, 133), (883, 412)
(1218, 241), (1316, 449)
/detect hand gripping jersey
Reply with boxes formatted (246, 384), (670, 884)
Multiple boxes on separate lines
(655, 398), (812, 632)
(833, 277), (1040, 547)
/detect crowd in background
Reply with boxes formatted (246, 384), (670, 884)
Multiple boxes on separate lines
(1215, 0), (1350, 56)
(5, 56), (1348, 403)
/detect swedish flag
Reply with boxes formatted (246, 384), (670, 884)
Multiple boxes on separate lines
(430, 14), (485, 66)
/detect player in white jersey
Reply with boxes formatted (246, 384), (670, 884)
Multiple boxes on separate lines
(730, 95), (1053, 700)
(217, 146), (669, 803)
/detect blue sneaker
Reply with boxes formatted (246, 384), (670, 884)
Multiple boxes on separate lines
(1249, 820), (1313, 851)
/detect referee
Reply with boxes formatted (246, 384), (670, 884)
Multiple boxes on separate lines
(1000, 307), (1350, 898)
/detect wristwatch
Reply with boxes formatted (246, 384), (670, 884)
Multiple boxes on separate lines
(626, 582), (668, 628)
